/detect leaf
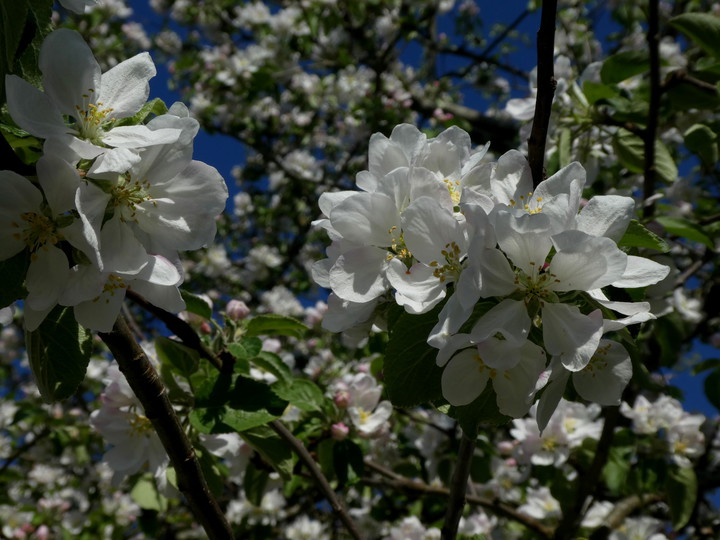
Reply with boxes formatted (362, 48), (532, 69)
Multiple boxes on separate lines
(448, 384), (510, 437)
(240, 425), (295, 480)
(684, 124), (718, 167)
(333, 439), (365, 486)
(383, 305), (445, 407)
(130, 474), (167, 512)
(613, 129), (678, 183)
(228, 337), (262, 360)
(600, 50), (649, 84)
(665, 465), (697, 529)
(669, 13), (720, 59)
(26, 305), (92, 402)
(251, 350), (293, 382)
(582, 81), (618, 104)
(272, 378), (326, 412)
(602, 444), (634, 495)
(654, 216), (714, 248)
(704, 368), (720, 411)
(0, 0), (28, 65)
(243, 463), (269, 506)
(179, 289), (212, 320)
(618, 220), (670, 252)
(245, 314), (309, 339)
(154, 336), (199, 377)
(0, 249), (29, 308)
(113, 97), (168, 127)
(558, 128), (571, 168)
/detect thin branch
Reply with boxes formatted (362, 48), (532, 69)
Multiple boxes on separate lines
(479, 8), (531, 59)
(98, 316), (234, 540)
(0, 427), (51, 475)
(364, 460), (553, 538)
(441, 432), (476, 540)
(269, 420), (365, 540)
(643, 0), (661, 218)
(589, 494), (663, 540)
(527, 0), (558, 188)
(553, 406), (621, 540)
(662, 68), (719, 95)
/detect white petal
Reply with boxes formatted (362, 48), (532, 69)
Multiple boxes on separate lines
(25, 246), (70, 310)
(401, 196), (465, 264)
(100, 216), (150, 275)
(5, 75), (66, 139)
(0, 171), (43, 260)
(532, 161), (585, 232)
(542, 304), (603, 371)
(368, 133), (410, 179)
(573, 340), (632, 405)
(576, 195), (635, 241)
(492, 341), (548, 418)
(386, 259), (446, 314)
(330, 192), (399, 247)
(476, 248), (517, 297)
(37, 155), (81, 213)
(74, 281), (126, 332)
(535, 359), (570, 432)
(132, 254), (182, 286)
(549, 231), (628, 291)
(441, 349), (489, 406)
(494, 209), (553, 275)
(318, 191), (355, 217)
(103, 125), (181, 148)
(470, 298), (530, 345)
(329, 246), (389, 302)
(321, 294), (377, 333)
(491, 150), (533, 206)
(99, 52), (156, 118)
(40, 29), (101, 118)
(611, 256), (670, 288)
(130, 281), (185, 313)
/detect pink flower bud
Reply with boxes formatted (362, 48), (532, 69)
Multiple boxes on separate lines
(226, 299), (250, 321)
(497, 441), (515, 455)
(200, 321), (212, 335)
(331, 422), (350, 440)
(334, 390), (350, 408)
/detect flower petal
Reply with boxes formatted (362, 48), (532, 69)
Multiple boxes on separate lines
(99, 52), (156, 118)
(611, 255), (670, 288)
(576, 195), (635, 241)
(441, 348), (490, 406)
(542, 304), (603, 371)
(329, 246), (389, 302)
(573, 340), (632, 405)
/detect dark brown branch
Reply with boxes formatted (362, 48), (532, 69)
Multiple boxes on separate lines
(99, 316), (234, 540)
(553, 406), (620, 540)
(643, 0), (661, 218)
(269, 420), (365, 540)
(527, 0), (558, 188)
(662, 69), (719, 95)
(364, 460), (553, 538)
(441, 433), (476, 540)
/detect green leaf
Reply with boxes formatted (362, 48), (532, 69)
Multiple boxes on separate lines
(582, 81), (618, 104)
(245, 314), (309, 339)
(228, 337), (262, 360)
(618, 220), (670, 252)
(333, 439), (365, 486)
(154, 336), (199, 377)
(684, 124), (718, 167)
(0, 0), (28, 66)
(317, 438), (336, 480)
(113, 97), (168, 127)
(654, 216), (714, 248)
(240, 425), (295, 480)
(272, 378), (326, 412)
(130, 474), (167, 512)
(558, 128), (571, 168)
(189, 374), (287, 434)
(612, 129), (678, 183)
(448, 384), (509, 437)
(251, 350), (292, 382)
(243, 463), (269, 506)
(669, 13), (720, 59)
(666, 465), (697, 529)
(196, 448), (224, 497)
(602, 444), (634, 495)
(26, 305), (92, 402)
(179, 289), (212, 319)
(705, 368), (720, 411)
(383, 305), (445, 407)
(0, 249), (29, 308)
(600, 50), (649, 84)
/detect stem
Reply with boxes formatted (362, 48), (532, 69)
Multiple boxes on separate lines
(441, 432), (476, 540)
(99, 316), (234, 540)
(269, 420), (365, 540)
(527, 0), (558, 188)
(643, 0), (661, 218)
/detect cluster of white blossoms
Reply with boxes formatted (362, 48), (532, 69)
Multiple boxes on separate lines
(313, 124), (670, 429)
(1, 29), (228, 332)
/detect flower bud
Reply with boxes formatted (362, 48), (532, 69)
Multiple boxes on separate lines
(331, 422), (350, 441)
(334, 390), (350, 408)
(226, 299), (250, 321)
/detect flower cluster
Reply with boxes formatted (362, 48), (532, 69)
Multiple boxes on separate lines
(1, 29), (228, 332)
(313, 124), (670, 428)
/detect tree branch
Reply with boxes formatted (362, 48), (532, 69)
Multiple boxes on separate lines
(98, 315), (234, 540)
(269, 420), (365, 540)
(527, 0), (558, 188)
(441, 432), (476, 540)
(643, 0), (661, 218)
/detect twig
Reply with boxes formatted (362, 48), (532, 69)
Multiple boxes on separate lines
(441, 432), (476, 540)
(269, 420), (365, 540)
(527, 0), (558, 188)
(98, 315), (234, 540)
(364, 460), (553, 538)
(479, 8), (531, 59)
(589, 494), (662, 540)
(0, 427), (51, 475)
(553, 406), (620, 540)
(643, 0), (661, 218)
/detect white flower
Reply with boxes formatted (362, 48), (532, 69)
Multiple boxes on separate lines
(517, 486), (562, 520)
(620, 395), (684, 435)
(6, 29), (180, 159)
(666, 413), (706, 467)
(345, 373), (393, 437)
(384, 516), (440, 540)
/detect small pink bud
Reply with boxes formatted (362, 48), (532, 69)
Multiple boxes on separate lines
(497, 441), (515, 455)
(200, 322), (212, 335)
(226, 299), (250, 321)
(331, 422), (350, 440)
(334, 390), (350, 408)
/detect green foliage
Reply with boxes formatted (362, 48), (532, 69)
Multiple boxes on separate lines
(155, 336), (200, 377)
(179, 289), (212, 319)
(113, 97), (168, 127)
(654, 216), (714, 248)
(0, 249), (29, 308)
(683, 124), (718, 167)
(251, 350), (293, 382)
(670, 13), (720, 59)
(383, 305), (444, 407)
(130, 474), (168, 511)
(272, 378), (326, 412)
(618, 220), (670, 252)
(240, 425), (295, 480)
(665, 465), (698, 529)
(612, 129), (678, 183)
(245, 314), (309, 339)
(26, 305), (92, 402)
(600, 50), (649, 84)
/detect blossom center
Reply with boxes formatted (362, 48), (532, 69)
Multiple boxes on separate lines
(128, 413), (153, 437)
(429, 241), (463, 283)
(93, 274), (128, 303)
(386, 227), (413, 265)
(75, 88), (115, 143)
(111, 175), (154, 222)
(443, 178), (461, 205)
(509, 193), (543, 214)
(12, 212), (63, 253)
